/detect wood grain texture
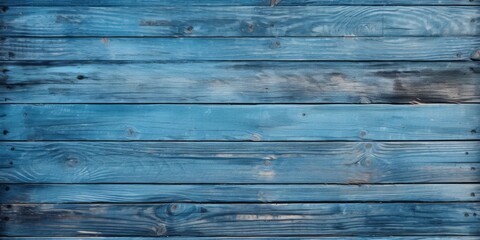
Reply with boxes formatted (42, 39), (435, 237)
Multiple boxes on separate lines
(1, 142), (478, 183)
(1, 184), (478, 203)
(1, 0), (479, 6)
(1, 61), (479, 103)
(1, 104), (479, 141)
(1, 203), (479, 236)
(1, 37), (479, 61)
(1, 7), (478, 37)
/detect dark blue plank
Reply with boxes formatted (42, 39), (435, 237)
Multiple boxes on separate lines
(1, 61), (479, 103)
(1, 7), (478, 37)
(1, 37), (479, 60)
(1, 104), (478, 141)
(1, 141), (478, 183)
(1, 203), (479, 236)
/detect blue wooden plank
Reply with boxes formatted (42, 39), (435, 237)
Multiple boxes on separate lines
(1, 7), (478, 37)
(1, 141), (478, 183)
(1, 61), (479, 103)
(3, 237), (471, 240)
(0, 104), (478, 141)
(1, 184), (478, 203)
(1, 0), (478, 6)
(1, 203), (479, 236)
(1, 37), (479, 61)
(2, 238), (479, 240)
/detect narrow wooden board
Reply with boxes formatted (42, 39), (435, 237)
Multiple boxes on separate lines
(1, 203), (479, 236)
(1, 37), (479, 61)
(1, 184), (478, 203)
(2, 238), (479, 240)
(1, 142), (478, 183)
(1, 7), (478, 37)
(1, 0), (479, 6)
(1, 61), (479, 103)
(1, 104), (479, 141)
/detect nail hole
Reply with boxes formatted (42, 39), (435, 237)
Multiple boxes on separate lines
(471, 192), (476, 197)
(3, 217), (9, 221)
(3, 129), (8, 135)
(0, 6), (8, 13)
(10, 147), (14, 151)
(6, 205), (11, 209)
(76, 75), (85, 80)
(5, 186), (10, 191)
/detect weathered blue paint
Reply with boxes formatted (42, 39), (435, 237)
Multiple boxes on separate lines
(1, 37), (479, 61)
(1, 104), (479, 141)
(1, 7), (478, 37)
(1, 61), (479, 103)
(0, 141), (478, 183)
(1, 203), (479, 236)
(0, 0), (479, 238)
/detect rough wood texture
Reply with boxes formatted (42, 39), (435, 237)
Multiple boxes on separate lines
(1, 142), (478, 183)
(1, 0), (479, 6)
(1, 61), (479, 103)
(2, 184), (478, 203)
(1, 7), (478, 37)
(1, 104), (478, 141)
(1, 203), (479, 237)
(1, 37), (479, 61)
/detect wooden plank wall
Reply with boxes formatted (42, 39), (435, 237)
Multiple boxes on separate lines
(0, 0), (479, 239)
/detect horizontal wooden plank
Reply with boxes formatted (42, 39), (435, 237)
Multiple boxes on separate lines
(1, 104), (479, 141)
(1, 142), (478, 183)
(1, 37), (479, 61)
(1, 7), (478, 37)
(1, 61), (479, 103)
(3, 236), (478, 239)
(1, 0), (479, 6)
(1, 203), (479, 236)
(1, 184), (478, 203)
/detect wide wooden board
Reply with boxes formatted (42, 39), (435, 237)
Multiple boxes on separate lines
(1, 37), (479, 61)
(2, 61), (479, 103)
(1, 203), (479, 236)
(1, 141), (478, 183)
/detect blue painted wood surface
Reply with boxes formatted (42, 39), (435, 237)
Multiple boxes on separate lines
(1, 104), (478, 141)
(1, 61), (479, 103)
(1, 203), (479, 236)
(0, 0), (479, 238)
(1, 141), (478, 183)
(2, 37), (479, 61)
(1, 7), (478, 37)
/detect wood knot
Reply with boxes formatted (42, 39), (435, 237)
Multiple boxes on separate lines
(269, 41), (281, 49)
(8, 52), (15, 59)
(3, 129), (8, 135)
(359, 130), (367, 138)
(184, 26), (194, 34)
(76, 75), (85, 80)
(0, 6), (8, 13)
(154, 224), (167, 236)
(65, 157), (80, 167)
(101, 38), (109, 44)
(247, 23), (255, 33)
(365, 143), (372, 149)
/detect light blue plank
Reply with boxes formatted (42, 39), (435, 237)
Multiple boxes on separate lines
(1, 37), (479, 60)
(1, 203), (479, 236)
(1, 184), (478, 203)
(0, 141), (478, 183)
(0, 104), (478, 141)
(1, 61), (479, 103)
(1, 7), (478, 37)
